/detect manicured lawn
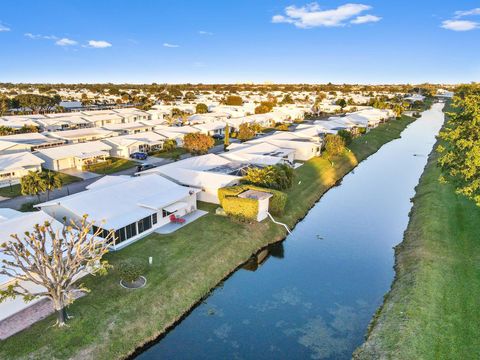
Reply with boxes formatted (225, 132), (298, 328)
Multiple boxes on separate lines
(0, 115), (416, 360)
(151, 147), (188, 159)
(84, 158), (138, 175)
(0, 171), (81, 198)
(355, 106), (480, 359)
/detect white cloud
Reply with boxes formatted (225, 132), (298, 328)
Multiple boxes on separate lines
(198, 30), (213, 35)
(163, 42), (180, 48)
(55, 38), (77, 46)
(87, 40), (112, 48)
(351, 14), (381, 24)
(24, 33), (58, 40)
(441, 20), (478, 31)
(272, 3), (379, 28)
(0, 23), (10, 32)
(455, 8), (480, 18)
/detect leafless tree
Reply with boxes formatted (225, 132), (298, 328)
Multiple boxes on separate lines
(0, 215), (114, 327)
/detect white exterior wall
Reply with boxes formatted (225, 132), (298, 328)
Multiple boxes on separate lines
(257, 198), (270, 222)
(0, 164), (43, 188)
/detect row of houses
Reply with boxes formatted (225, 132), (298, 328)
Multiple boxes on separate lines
(0, 104), (399, 322)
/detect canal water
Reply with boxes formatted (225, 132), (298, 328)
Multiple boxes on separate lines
(137, 103), (445, 360)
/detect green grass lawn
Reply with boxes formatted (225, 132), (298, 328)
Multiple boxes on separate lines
(355, 103), (480, 359)
(151, 147), (188, 159)
(84, 158), (138, 175)
(0, 115), (416, 360)
(354, 143), (480, 359)
(0, 171), (81, 198)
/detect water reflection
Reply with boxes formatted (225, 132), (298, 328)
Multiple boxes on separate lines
(242, 243), (284, 272)
(137, 104), (445, 360)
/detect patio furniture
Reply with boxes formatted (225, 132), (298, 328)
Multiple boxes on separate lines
(169, 214), (186, 224)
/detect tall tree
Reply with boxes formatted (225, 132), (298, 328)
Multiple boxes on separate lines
(41, 171), (63, 201)
(437, 88), (480, 206)
(20, 170), (46, 202)
(0, 216), (113, 327)
(183, 133), (214, 154)
(237, 123), (256, 142)
(224, 123), (230, 149)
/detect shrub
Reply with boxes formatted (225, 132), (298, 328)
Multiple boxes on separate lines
(224, 95), (243, 106)
(196, 103), (208, 114)
(324, 134), (345, 158)
(237, 123), (256, 142)
(337, 129), (353, 145)
(162, 138), (177, 152)
(117, 259), (147, 283)
(218, 184), (287, 216)
(242, 164), (294, 190)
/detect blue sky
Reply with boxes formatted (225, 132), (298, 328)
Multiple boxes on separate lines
(0, 0), (479, 84)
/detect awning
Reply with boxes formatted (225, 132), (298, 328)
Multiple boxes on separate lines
(163, 201), (188, 213)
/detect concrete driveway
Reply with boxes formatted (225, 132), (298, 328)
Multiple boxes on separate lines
(61, 169), (101, 180)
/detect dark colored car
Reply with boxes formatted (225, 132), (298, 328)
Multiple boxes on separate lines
(130, 152), (148, 160)
(136, 163), (156, 172)
(212, 133), (225, 140)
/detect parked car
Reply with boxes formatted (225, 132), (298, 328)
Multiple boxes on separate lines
(137, 163), (156, 172)
(212, 134), (225, 140)
(130, 152), (148, 160)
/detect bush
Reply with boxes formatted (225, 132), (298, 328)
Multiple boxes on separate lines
(324, 134), (345, 158)
(162, 138), (177, 152)
(218, 184), (287, 216)
(224, 95), (243, 106)
(337, 129), (353, 145)
(242, 164), (294, 190)
(117, 259), (147, 283)
(196, 103), (208, 114)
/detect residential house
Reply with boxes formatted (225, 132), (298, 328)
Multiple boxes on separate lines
(37, 174), (199, 250)
(138, 154), (244, 204)
(0, 152), (44, 187)
(0, 133), (65, 155)
(103, 132), (166, 158)
(35, 141), (112, 171)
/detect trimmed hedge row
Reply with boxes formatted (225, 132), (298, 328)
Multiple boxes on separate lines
(218, 184), (287, 219)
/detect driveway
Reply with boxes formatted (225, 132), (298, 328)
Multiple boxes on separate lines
(61, 169), (101, 180)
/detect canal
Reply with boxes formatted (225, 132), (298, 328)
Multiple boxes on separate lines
(137, 103), (445, 359)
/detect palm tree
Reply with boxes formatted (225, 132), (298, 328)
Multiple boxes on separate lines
(20, 171), (46, 202)
(41, 171), (63, 201)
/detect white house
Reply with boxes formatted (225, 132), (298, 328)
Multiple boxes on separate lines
(138, 154), (243, 204)
(221, 142), (295, 166)
(0, 133), (65, 155)
(35, 141), (112, 171)
(45, 128), (117, 144)
(0, 152), (44, 187)
(103, 131), (167, 158)
(154, 125), (199, 146)
(246, 131), (322, 161)
(37, 174), (199, 250)
(192, 121), (226, 136)
(102, 122), (156, 135)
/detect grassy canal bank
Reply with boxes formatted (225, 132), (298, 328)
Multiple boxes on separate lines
(354, 106), (480, 359)
(0, 115), (416, 360)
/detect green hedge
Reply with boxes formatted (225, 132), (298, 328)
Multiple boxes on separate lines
(218, 184), (287, 217)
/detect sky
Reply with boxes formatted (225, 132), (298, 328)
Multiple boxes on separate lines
(0, 0), (479, 84)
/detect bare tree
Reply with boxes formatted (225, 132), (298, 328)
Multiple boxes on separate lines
(0, 215), (114, 327)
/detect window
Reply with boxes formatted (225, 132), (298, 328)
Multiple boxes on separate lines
(137, 216), (152, 233)
(152, 213), (158, 225)
(125, 222), (137, 239)
(115, 228), (126, 244)
(162, 209), (172, 218)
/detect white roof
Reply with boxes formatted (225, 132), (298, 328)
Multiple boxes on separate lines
(221, 142), (294, 166)
(0, 151), (44, 170)
(45, 128), (116, 140)
(104, 131), (166, 147)
(35, 141), (112, 160)
(37, 174), (194, 230)
(192, 121), (226, 132)
(140, 154), (242, 189)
